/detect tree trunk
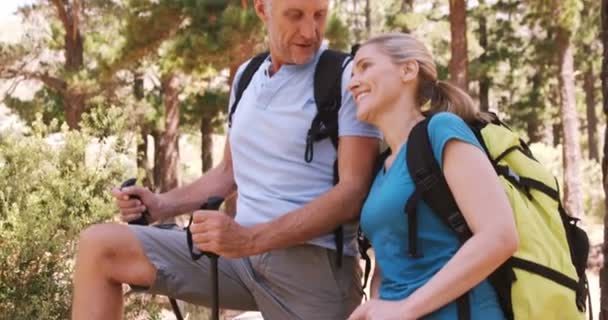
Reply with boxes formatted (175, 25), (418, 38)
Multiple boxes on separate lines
(352, 0), (362, 43)
(62, 33), (85, 130)
(448, 0), (468, 91)
(134, 73), (154, 190)
(157, 73), (181, 193)
(201, 115), (213, 174)
(224, 65), (241, 217)
(54, 0), (85, 130)
(64, 93), (85, 129)
(365, 0), (371, 36)
(552, 123), (562, 147)
(556, 27), (583, 218)
(138, 126), (154, 190)
(478, 0), (489, 112)
(152, 130), (162, 191)
(64, 26), (84, 72)
(599, 0), (608, 317)
(584, 66), (600, 162)
(526, 71), (544, 143)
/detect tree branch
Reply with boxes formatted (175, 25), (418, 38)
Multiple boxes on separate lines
(0, 66), (67, 93)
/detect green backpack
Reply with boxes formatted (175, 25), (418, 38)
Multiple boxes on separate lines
(376, 113), (590, 320)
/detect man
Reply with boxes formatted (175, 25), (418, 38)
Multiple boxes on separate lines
(71, 0), (381, 319)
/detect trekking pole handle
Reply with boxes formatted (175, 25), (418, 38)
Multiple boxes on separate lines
(120, 178), (151, 226)
(198, 197), (225, 259)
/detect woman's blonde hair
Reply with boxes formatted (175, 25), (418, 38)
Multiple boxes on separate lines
(361, 32), (490, 123)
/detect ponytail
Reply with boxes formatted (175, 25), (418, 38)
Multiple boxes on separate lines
(431, 80), (491, 123)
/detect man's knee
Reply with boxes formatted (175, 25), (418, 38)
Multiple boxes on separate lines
(76, 224), (156, 285)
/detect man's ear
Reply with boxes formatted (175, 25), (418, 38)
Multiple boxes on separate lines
(401, 60), (419, 83)
(254, 0), (269, 22)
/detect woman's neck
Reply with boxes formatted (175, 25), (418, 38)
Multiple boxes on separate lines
(375, 98), (424, 153)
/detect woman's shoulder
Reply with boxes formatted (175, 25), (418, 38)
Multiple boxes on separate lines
(427, 112), (469, 132)
(424, 112), (482, 161)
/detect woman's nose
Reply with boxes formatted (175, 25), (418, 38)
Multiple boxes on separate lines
(347, 77), (360, 94)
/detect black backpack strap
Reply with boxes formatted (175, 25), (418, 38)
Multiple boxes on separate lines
(406, 116), (473, 320)
(404, 189), (423, 258)
(308, 49), (352, 267)
(305, 49), (352, 162)
(228, 52), (269, 128)
(457, 294), (471, 320)
(406, 117), (472, 247)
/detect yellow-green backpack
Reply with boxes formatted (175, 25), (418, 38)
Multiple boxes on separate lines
(400, 113), (590, 320)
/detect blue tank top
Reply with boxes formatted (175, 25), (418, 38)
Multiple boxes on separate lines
(360, 112), (505, 319)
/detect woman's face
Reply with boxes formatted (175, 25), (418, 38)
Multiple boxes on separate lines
(348, 44), (406, 123)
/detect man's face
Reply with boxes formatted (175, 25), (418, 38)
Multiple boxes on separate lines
(256, 0), (329, 65)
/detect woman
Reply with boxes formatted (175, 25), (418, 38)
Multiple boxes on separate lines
(346, 33), (518, 320)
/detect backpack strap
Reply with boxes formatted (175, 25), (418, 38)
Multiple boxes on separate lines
(405, 116), (473, 320)
(305, 49), (352, 162)
(309, 49), (352, 267)
(228, 52), (269, 128)
(405, 117), (472, 247)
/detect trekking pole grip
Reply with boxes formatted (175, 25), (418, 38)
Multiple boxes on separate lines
(198, 197), (225, 258)
(120, 178), (151, 226)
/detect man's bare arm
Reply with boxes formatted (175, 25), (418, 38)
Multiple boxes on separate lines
(247, 136), (379, 254)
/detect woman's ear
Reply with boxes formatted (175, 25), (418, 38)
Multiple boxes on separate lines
(401, 60), (419, 83)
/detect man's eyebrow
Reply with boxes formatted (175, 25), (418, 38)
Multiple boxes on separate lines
(284, 8), (302, 15)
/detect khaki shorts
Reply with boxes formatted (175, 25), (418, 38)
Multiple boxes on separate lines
(130, 225), (363, 320)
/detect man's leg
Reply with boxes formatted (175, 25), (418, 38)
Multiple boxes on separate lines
(72, 224), (258, 320)
(243, 245), (364, 320)
(72, 223), (156, 320)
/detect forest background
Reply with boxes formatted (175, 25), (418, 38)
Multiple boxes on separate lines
(0, 0), (606, 319)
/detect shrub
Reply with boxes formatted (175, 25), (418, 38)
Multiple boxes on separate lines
(0, 114), (133, 319)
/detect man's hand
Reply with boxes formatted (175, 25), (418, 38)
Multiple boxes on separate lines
(347, 299), (413, 320)
(111, 186), (166, 223)
(189, 211), (256, 258)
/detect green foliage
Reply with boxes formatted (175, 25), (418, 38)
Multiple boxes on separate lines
(171, 3), (264, 72)
(325, 13), (351, 51)
(528, 0), (581, 31)
(3, 88), (65, 127)
(181, 89), (228, 133)
(0, 115), (130, 319)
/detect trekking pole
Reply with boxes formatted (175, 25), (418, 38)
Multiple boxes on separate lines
(197, 197), (224, 320)
(120, 178), (184, 320)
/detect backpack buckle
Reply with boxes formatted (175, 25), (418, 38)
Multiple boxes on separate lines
(507, 167), (521, 184)
(305, 129), (315, 163)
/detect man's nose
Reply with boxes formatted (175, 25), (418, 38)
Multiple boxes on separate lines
(299, 17), (317, 41)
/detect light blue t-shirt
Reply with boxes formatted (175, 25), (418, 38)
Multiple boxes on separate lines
(360, 113), (504, 319)
(228, 47), (382, 255)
